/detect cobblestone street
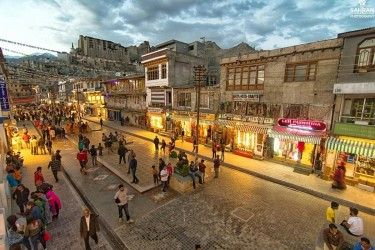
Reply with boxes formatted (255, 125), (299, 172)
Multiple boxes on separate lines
(55, 121), (375, 249)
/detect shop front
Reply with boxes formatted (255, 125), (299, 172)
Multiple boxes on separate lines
(268, 118), (327, 169)
(107, 108), (121, 121)
(147, 107), (165, 132)
(324, 123), (375, 190)
(172, 112), (215, 143)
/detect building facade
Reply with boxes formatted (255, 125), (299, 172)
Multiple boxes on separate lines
(325, 28), (375, 190)
(220, 38), (343, 167)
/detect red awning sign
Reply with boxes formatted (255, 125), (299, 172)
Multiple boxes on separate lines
(277, 118), (326, 131)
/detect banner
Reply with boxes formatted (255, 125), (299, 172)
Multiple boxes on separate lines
(0, 79), (10, 111)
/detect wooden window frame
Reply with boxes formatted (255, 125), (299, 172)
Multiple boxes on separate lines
(161, 64), (167, 79)
(147, 66), (159, 80)
(226, 64), (265, 91)
(355, 37), (375, 72)
(284, 62), (317, 82)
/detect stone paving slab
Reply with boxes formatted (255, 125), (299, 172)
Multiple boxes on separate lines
(12, 121), (112, 250)
(84, 116), (375, 215)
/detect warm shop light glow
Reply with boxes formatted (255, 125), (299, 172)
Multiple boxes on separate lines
(150, 116), (163, 129)
(274, 138), (280, 151)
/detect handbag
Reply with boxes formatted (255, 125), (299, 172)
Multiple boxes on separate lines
(43, 232), (52, 241)
(115, 198), (120, 204)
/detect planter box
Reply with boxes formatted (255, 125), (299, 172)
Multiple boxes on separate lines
(170, 174), (194, 193)
(233, 150), (254, 158)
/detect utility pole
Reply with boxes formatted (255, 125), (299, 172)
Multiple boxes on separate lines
(193, 65), (207, 154)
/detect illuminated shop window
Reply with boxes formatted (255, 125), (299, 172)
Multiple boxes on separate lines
(150, 116), (163, 129)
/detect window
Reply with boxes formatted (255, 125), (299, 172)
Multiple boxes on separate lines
(161, 64), (167, 79)
(178, 93), (191, 107)
(341, 98), (375, 125)
(200, 92), (214, 109)
(356, 38), (375, 72)
(208, 76), (217, 86)
(226, 65), (264, 90)
(147, 66), (159, 80)
(285, 62), (316, 82)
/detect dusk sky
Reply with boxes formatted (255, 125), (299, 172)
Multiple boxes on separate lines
(0, 0), (373, 56)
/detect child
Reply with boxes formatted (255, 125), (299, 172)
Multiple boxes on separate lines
(98, 143), (103, 156)
(14, 166), (22, 184)
(152, 165), (158, 185)
(166, 163), (173, 184)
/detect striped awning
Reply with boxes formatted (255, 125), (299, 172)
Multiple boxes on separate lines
(235, 124), (270, 134)
(325, 137), (375, 158)
(215, 120), (238, 127)
(268, 130), (322, 144)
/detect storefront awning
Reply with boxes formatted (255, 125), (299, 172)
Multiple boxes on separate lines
(325, 137), (375, 158)
(215, 120), (238, 127)
(235, 124), (270, 134)
(268, 126), (325, 144)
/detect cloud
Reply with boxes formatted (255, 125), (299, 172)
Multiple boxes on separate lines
(0, 0), (373, 57)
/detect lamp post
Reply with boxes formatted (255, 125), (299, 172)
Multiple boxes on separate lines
(194, 65), (207, 154)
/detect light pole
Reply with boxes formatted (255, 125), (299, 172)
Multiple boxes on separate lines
(194, 65), (207, 154)
(76, 83), (81, 121)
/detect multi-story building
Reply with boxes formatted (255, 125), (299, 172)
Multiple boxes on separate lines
(77, 35), (129, 62)
(325, 28), (375, 190)
(102, 75), (146, 127)
(220, 38), (343, 168)
(141, 39), (254, 132)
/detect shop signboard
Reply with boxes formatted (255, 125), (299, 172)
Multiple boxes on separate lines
(334, 123), (375, 140)
(0, 79), (10, 111)
(219, 113), (274, 124)
(277, 118), (326, 131)
(147, 107), (163, 113)
(232, 94), (260, 102)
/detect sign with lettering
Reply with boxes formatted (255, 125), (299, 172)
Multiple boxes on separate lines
(219, 114), (274, 124)
(0, 79), (10, 111)
(278, 118), (326, 131)
(232, 94), (260, 102)
(147, 107), (163, 113)
(334, 123), (375, 140)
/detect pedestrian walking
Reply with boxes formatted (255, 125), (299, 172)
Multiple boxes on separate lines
(37, 137), (46, 155)
(45, 138), (52, 155)
(181, 129), (185, 142)
(214, 155), (221, 178)
(160, 165), (169, 195)
(118, 144), (128, 164)
(48, 155), (61, 182)
(221, 143), (225, 161)
(127, 150), (136, 174)
(12, 184), (30, 214)
(212, 141), (217, 159)
(161, 139), (166, 154)
(166, 163), (173, 184)
(158, 158), (166, 178)
(46, 189), (61, 219)
(192, 138), (197, 153)
(30, 136), (38, 155)
(98, 143), (103, 156)
(153, 136), (159, 151)
(114, 184), (134, 224)
(77, 149), (88, 174)
(129, 155), (139, 184)
(152, 165), (159, 185)
(80, 208), (100, 250)
(55, 149), (62, 163)
(89, 145), (97, 166)
(100, 118), (103, 129)
(22, 133), (31, 149)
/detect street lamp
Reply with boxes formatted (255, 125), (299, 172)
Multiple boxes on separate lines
(193, 65), (207, 154)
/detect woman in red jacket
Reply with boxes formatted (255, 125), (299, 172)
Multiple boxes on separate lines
(34, 167), (45, 186)
(77, 149), (88, 174)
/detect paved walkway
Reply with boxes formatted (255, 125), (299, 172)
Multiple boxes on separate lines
(11, 121), (112, 250)
(84, 116), (375, 215)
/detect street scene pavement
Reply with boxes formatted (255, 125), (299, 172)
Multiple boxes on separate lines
(84, 116), (375, 215)
(18, 118), (374, 249)
(11, 121), (112, 250)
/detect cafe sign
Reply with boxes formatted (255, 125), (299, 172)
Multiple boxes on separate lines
(278, 118), (327, 131)
(232, 93), (260, 102)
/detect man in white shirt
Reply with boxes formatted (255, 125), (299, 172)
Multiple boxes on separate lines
(160, 165), (169, 195)
(340, 207), (364, 236)
(114, 184), (134, 224)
